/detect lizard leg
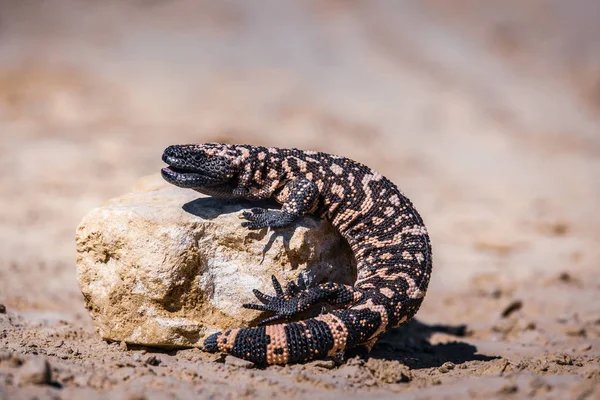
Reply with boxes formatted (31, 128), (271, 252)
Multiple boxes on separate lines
(243, 275), (358, 326)
(240, 178), (319, 230)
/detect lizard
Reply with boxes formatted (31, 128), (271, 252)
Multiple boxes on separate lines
(161, 143), (432, 365)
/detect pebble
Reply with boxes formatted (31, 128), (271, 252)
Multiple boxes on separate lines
(554, 354), (573, 366)
(501, 300), (523, 318)
(120, 391), (147, 400)
(225, 355), (255, 369)
(578, 344), (592, 352)
(0, 304), (6, 313)
(18, 357), (52, 386)
(492, 318), (517, 334)
(438, 362), (455, 373)
(497, 383), (518, 395)
(73, 373), (91, 387)
(143, 355), (161, 366)
(305, 359), (336, 369)
(561, 325), (586, 337)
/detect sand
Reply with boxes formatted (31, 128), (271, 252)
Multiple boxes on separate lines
(1, 1), (599, 399)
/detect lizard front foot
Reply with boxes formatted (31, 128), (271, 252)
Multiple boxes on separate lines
(240, 208), (294, 230)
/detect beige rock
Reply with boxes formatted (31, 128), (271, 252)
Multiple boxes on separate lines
(76, 174), (356, 348)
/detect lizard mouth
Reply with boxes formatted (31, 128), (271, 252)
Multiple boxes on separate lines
(161, 165), (195, 175)
(161, 155), (207, 187)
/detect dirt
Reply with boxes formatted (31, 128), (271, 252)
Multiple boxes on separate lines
(1, 1), (599, 399)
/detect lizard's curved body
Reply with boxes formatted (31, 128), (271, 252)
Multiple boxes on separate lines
(161, 143), (432, 365)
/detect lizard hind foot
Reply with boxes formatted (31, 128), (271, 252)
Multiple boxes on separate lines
(242, 275), (307, 326)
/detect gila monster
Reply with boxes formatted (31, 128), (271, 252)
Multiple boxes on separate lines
(161, 143), (432, 365)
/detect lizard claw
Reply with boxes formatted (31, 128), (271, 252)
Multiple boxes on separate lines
(240, 207), (271, 230)
(242, 275), (303, 325)
(284, 275), (306, 297)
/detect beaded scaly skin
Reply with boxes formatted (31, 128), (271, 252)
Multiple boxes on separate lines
(161, 143), (432, 365)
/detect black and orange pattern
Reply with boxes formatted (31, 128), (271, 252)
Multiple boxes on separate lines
(162, 143), (432, 365)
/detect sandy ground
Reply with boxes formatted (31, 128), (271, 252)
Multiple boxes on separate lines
(1, 1), (599, 399)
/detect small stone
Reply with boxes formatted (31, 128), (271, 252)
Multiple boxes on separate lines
(143, 355), (161, 366)
(364, 378), (376, 387)
(0, 304), (6, 314)
(524, 321), (536, 330)
(120, 392), (147, 400)
(561, 325), (586, 337)
(529, 376), (551, 391)
(7, 355), (24, 368)
(397, 365), (413, 383)
(438, 362), (455, 373)
(583, 366), (600, 379)
(113, 367), (135, 381)
(73, 373), (91, 387)
(550, 222), (569, 236)
(305, 359), (335, 369)
(0, 351), (12, 361)
(18, 358), (52, 386)
(501, 300), (523, 318)
(554, 354), (573, 366)
(120, 341), (128, 351)
(578, 344), (592, 352)
(492, 318), (517, 334)
(132, 352), (143, 362)
(558, 272), (573, 282)
(497, 383), (518, 395)
(225, 355), (255, 369)
(89, 372), (112, 390)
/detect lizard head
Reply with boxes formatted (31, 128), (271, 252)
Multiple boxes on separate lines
(161, 143), (247, 195)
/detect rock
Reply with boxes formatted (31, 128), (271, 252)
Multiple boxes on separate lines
(18, 357), (52, 386)
(76, 174), (356, 348)
(0, 304), (5, 314)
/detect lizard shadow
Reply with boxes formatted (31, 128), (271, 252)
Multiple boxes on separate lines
(182, 196), (275, 220)
(182, 196), (321, 270)
(356, 319), (499, 369)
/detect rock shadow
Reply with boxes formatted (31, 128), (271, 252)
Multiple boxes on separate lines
(360, 319), (498, 369)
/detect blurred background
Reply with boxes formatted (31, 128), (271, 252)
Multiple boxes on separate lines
(0, 0), (599, 319)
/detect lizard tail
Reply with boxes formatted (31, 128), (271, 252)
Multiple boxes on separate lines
(202, 304), (389, 365)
